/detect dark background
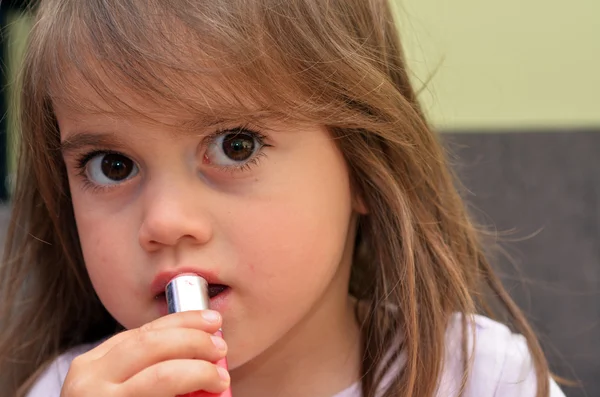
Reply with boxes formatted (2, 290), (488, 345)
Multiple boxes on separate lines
(445, 131), (599, 397)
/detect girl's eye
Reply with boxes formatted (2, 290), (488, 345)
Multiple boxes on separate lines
(85, 152), (139, 185)
(205, 130), (264, 167)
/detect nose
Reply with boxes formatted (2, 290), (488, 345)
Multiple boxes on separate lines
(138, 177), (213, 252)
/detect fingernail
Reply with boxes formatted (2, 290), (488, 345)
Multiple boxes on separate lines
(217, 366), (230, 382)
(201, 310), (220, 323)
(211, 335), (227, 352)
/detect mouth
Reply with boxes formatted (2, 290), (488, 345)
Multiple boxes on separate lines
(155, 283), (229, 301)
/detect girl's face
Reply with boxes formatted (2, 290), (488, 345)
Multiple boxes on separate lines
(55, 88), (362, 369)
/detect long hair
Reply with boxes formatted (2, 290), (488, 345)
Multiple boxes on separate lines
(0, 1), (551, 396)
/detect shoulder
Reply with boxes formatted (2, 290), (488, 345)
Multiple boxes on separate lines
(438, 314), (566, 397)
(25, 342), (99, 397)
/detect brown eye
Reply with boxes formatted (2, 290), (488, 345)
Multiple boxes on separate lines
(222, 133), (256, 161)
(86, 152), (139, 185)
(205, 129), (264, 168)
(101, 154), (134, 180)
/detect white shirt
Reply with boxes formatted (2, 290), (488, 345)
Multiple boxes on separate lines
(27, 314), (566, 397)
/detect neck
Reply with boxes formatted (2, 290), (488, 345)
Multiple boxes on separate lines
(230, 286), (361, 397)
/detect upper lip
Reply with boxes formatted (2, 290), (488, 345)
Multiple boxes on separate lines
(150, 267), (224, 297)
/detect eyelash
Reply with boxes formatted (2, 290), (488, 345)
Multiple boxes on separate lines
(73, 126), (270, 191)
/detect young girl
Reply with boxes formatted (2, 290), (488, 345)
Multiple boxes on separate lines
(0, 1), (566, 396)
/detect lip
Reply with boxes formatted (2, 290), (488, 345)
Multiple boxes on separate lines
(150, 267), (224, 298)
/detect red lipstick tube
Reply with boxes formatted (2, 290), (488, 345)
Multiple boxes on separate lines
(166, 274), (232, 397)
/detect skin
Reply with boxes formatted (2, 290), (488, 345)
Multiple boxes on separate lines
(55, 83), (365, 397)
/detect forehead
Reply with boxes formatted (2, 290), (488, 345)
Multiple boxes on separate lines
(40, 2), (290, 130)
(51, 69), (234, 131)
(49, 48), (275, 131)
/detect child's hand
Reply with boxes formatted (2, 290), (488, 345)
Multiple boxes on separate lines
(60, 311), (230, 397)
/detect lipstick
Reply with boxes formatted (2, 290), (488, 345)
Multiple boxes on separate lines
(166, 274), (232, 397)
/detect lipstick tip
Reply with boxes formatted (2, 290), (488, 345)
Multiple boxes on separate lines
(166, 274), (210, 313)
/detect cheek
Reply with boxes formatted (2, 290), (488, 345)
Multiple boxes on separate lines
(70, 194), (144, 326)
(69, 180), (137, 273)
(72, 199), (131, 274)
(218, 140), (355, 363)
(226, 154), (353, 298)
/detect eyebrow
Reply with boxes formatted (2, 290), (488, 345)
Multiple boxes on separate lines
(60, 131), (127, 155)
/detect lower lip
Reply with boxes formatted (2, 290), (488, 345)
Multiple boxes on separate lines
(156, 287), (231, 317)
(181, 391), (231, 397)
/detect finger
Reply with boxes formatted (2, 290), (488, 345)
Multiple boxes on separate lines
(122, 359), (230, 397)
(99, 328), (227, 382)
(84, 311), (222, 360)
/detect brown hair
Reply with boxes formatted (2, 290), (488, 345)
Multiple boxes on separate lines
(1, 1), (553, 396)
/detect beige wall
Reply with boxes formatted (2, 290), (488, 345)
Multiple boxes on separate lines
(6, 2), (600, 134)
(395, 0), (600, 129)
(5, 13), (31, 180)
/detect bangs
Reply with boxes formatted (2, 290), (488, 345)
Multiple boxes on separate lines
(26, 0), (408, 135)
(37, 1), (312, 127)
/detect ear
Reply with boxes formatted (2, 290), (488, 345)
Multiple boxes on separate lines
(352, 193), (369, 215)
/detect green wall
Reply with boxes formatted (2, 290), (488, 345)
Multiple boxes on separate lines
(5, 13), (31, 187)
(5, 1), (600, 140)
(395, 0), (600, 130)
